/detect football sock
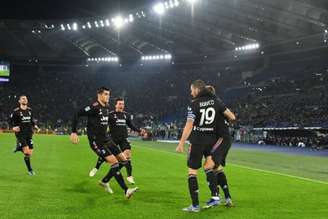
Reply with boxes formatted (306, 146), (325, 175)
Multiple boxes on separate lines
(188, 174), (199, 207)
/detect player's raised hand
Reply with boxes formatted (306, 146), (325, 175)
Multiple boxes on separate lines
(176, 142), (185, 153)
(70, 133), (80, 144)
(12, 126), (20, 133)
(34, 125), (41, 133)
(140, 128), (146, 136)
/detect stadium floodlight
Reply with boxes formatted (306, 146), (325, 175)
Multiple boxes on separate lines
(60, 24), (65, 31)
(113, 16), (124, 29)
(129, 14), (134, 22)
(72, 23), (78, 31)
(82, 25), (86, 29)
(164, 1), (169, 9)
(235, 43), (260, 51)
(153, 3), (166, 15)
(105, 19), (110, 26)
(160, 55), (164, 59)
(169, 0), (175, 8)
(87, 22), (92, 29)
(164, 54), (172, 59)
(174, 0), (180, 7)
(100, 20), (104, 27)
(95, 21), (99, 28)
(67, 24), (71, 30)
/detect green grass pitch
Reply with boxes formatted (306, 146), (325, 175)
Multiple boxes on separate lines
(0, 134), (327, 219)
(0, 70), (9, 77)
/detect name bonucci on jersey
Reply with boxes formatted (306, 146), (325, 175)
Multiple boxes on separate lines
(199, 100), (215, 107)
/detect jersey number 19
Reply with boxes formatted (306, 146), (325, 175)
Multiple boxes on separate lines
(199, 107), (216, 126)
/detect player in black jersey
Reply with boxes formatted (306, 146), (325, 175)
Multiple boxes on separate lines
(70, 87), (138, 199)
(89, 98), (145, 185)
(176, 80), (221, 212)
(9, 95), (39, 175)
(206, 85), (236, 207)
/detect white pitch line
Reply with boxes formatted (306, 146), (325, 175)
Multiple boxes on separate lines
(134, 144), (328, 186)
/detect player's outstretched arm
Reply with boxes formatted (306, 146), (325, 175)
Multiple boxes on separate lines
(176, 119), (193, 153)
(70, 132), (80, 144)
(223, 109), (236, 122)
(9, 111), (20, 132)
(126, 113), (142, 133)
(70, 106), (93, 144)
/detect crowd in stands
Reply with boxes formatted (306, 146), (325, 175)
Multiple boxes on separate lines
(0, 59), (327, 149)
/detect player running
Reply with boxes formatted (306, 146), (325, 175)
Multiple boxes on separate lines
(70, 87), (138, 198)
(176, 80), (221, 212)
(89, 97), (145, 185)
(9, 95), (39, 175)
(206, 85), (236, 207)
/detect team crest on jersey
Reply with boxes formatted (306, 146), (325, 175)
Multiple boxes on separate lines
(85, 106), (91, 112)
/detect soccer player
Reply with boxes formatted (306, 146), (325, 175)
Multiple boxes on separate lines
(70, 87), (138, 199)
(89, 98), (145, 185)
(206, 85), (236, 207)
(176, 80), (221, 212)
(9, 95), (39, 175)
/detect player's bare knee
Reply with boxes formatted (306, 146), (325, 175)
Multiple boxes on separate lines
(188, 168), (198, 176)
(117, 153), (127, 161)
(124, 150), (131, 159)
(105, 155), (118, 165)
(203, 157), (215, 169)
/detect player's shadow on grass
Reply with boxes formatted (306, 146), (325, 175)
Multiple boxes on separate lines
(64, 180), (97, 194)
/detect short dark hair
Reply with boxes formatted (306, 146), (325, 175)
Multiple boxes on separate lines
(115, 97), (124, 104)
(206, 85), (216, 95)
(19, 95), (27, 100)
(191, 79), (206, 91)
(97, 87), (110, 94)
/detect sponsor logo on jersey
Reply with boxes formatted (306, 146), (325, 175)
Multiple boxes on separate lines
(21, 116), (31, 123)
(193, 127), (214, 131)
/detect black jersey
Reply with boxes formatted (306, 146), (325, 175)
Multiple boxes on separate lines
(71, 101), (114, 140)
(187, 90), (220, 145)
(215, 98), (230, 138)
(109, 111), (140, 140)
(9, 107), (35, 138)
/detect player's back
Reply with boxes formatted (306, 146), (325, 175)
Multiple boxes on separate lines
(188, 90), (219, 145)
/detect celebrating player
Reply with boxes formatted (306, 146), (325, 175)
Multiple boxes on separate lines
(70, 87), (138, 198)
(206, 85), (236, 207)
(176, 80), (221, 212)
(9, 95), (39, 175)
(89, 97), (145, 185)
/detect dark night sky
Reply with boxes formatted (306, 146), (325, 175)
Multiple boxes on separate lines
(0, 0), (153, 20)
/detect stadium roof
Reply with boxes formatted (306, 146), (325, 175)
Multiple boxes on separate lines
(0, 0), (327, 62)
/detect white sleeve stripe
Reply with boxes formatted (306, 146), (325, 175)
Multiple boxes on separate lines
(187, 114), (195, 120)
